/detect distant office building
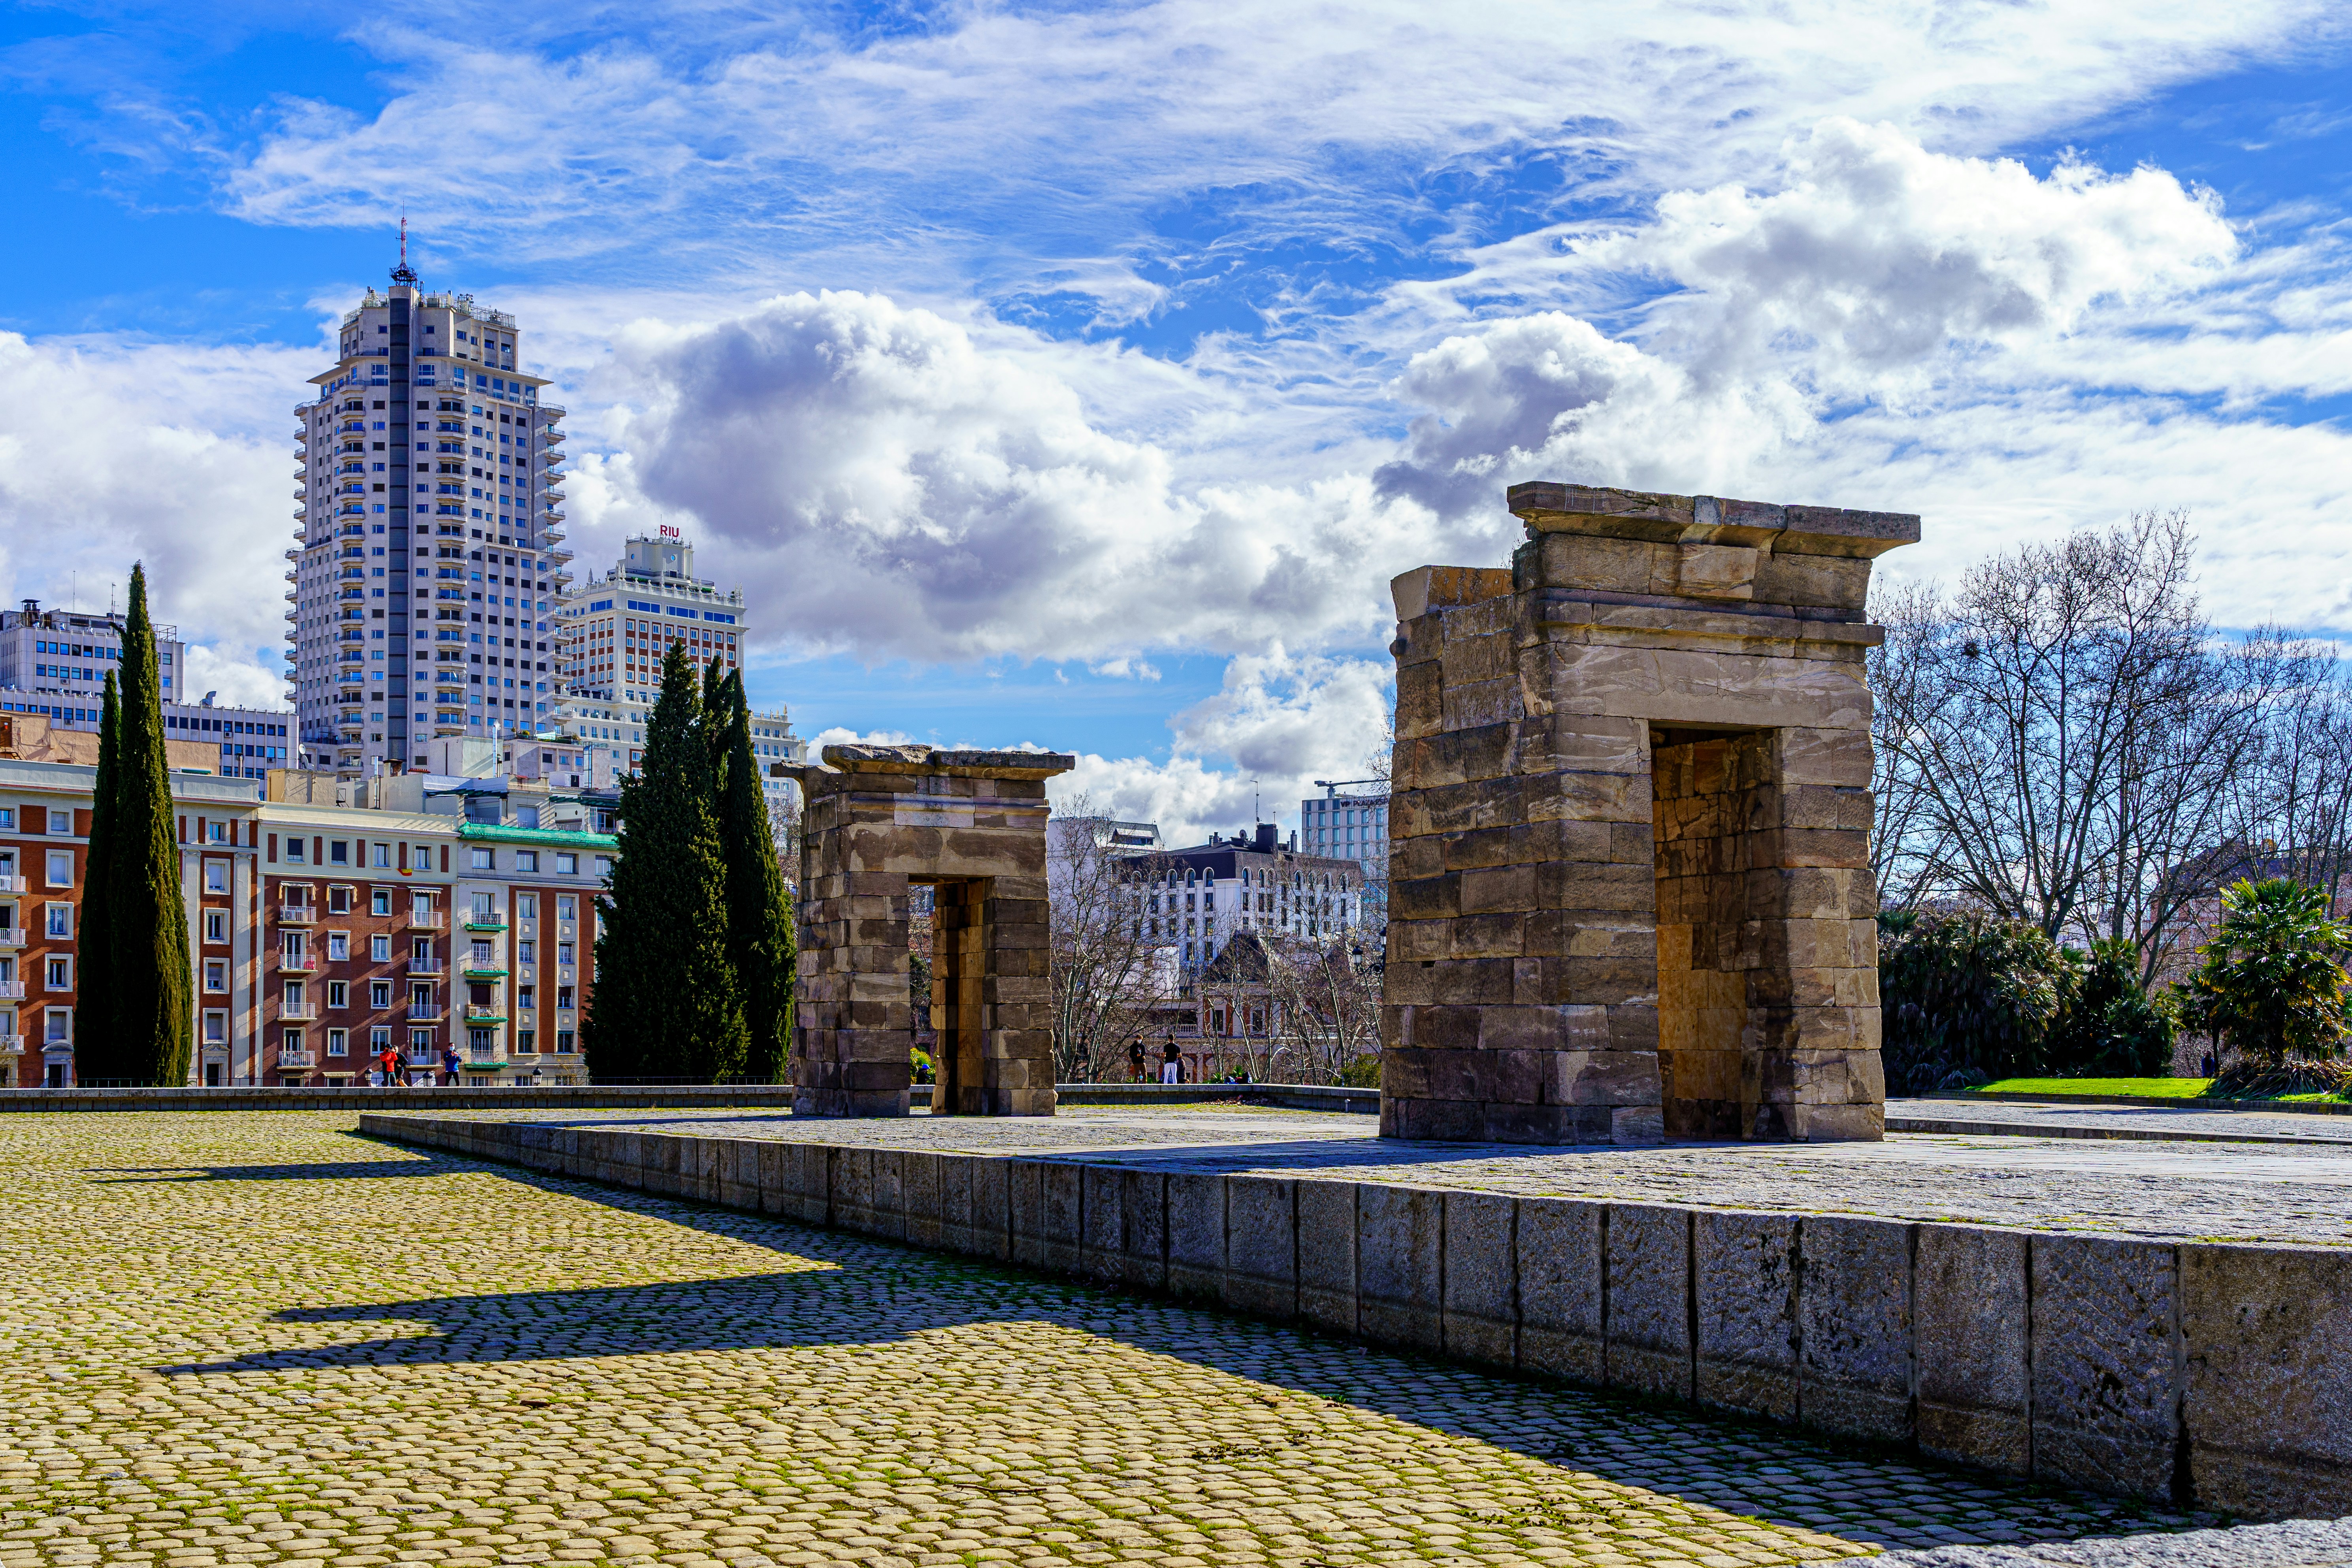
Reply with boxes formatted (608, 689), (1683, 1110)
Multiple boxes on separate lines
(0, 602), (291, 780)
(284, 258), (572, 775)
(550, 531), (802, 815)
(1300, 788), (1389, 876)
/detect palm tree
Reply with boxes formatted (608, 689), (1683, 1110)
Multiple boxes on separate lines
(2186, 878), (2352, 1064)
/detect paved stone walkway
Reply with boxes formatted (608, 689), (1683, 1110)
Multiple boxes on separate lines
(1885, 1100), (2352, 1146)
(424, 1104), (2352, 1247)
(0, 1113), (2215, 1568)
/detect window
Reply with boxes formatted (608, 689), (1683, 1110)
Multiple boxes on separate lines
(44, 904), (70, 939)
(0, 809), (11, 829)
(328, 885), (353, 914)
(594, 856), (612, 876)
(46, 808), (70, 835)
(517, 939), (536, 965)
(557, 986), (575, 1009)
(554, 852), (578, 875)
(372, 842), (392, 868)
(204, 861), (230, 895)
(471, 893), (495, 921)
(44, 1008), (70, 1044)
(328, 980), (349, 1010)
(557, 895), (576, 922)
(513, 850), (539, 873)
(326, 1028), (349, 1057)
(44, 956), (71, 991)
(370, 933), (391, 961)
(286, 837), (307, 863)
(45, 850), (72, 888)
(556, 942), (575, 967)
(204, 910), (228, 945)
(203, 1011), (227, 1045)
(204, 961), (227, 993)
(327, 932), (350, 962)
(329, 841), (350, 865)
(370, 980), (392, 1008)
(516, 893), (538, 921)
(371, 888), (392, 916)
(469, 847), (494, 871)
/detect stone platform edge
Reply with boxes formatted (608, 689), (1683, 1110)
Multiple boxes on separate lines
(0, 1082), (1377, 1114)
(359, 1112), (2352, 1524)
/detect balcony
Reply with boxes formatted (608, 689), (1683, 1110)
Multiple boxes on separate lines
(279, 1004), (317, 1022)
(0, 930), (28, 949)
(407, 1004), (443, 1022)
(0, 1035), (21, 1054)
(280, 906), (316, 925)
(277, 1050), (318, 1069)
(461, 964), (508, 981)
(463, 916), (509, 933)
(0, 981), (22, 1001)
(406, 910), (445, 931)
(464, 1008), (508, 1026)
(0, 875), (25, 893)
(278, 954), (319, 973)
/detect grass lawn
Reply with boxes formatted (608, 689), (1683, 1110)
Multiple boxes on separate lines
(1970, 1077), (2214, 1099)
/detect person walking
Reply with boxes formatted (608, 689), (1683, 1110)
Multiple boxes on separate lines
(1160, 1041), (1184, 1085)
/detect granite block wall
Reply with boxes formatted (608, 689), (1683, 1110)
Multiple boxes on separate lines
(363, 1114), (2352, 1522)
(1382, 483), (1913, 1144)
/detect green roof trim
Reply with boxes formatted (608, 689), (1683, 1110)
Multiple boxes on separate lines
(456, 823), (618, 850)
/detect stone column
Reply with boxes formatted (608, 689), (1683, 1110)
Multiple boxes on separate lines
(779, 744), (1072, 1117)
(1381, 484), (1917, 1144)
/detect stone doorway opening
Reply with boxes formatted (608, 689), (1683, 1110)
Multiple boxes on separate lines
(1651, 725), (1777, 1140)
(919, 877), (993, 1116)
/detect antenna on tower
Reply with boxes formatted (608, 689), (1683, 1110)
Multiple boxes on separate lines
(391, 214), (418, 285)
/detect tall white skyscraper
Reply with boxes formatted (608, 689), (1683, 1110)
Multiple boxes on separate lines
(551, 530), (803, 816)
(286, 257), (571, 775)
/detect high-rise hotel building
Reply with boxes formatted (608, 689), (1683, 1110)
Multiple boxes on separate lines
(552, 532), (804, 818)
(286, 260), (571, 776)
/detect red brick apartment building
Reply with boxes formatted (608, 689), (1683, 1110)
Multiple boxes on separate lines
(0, 758), (614, 1087)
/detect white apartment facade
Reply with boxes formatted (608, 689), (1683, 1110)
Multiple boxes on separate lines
(285, 261), (573, 776)
(1137, 824), (1367, 975)
(0, 603), (292, 782)
(551, 531), (803, 816)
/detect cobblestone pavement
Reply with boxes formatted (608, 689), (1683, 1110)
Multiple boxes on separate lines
(427, 1105), (2352, 1247)
(0, 1113), (2216, 1568)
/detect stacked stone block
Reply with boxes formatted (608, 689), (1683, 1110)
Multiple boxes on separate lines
(369, 1110), (2352, 1522)
(780, 744), (1072, 1117)
(1383, 484), (1916, 1143)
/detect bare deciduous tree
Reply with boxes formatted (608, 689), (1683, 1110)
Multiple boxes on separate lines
(1871, 509), (2337, 983)
(1261, 932), (1383, 1084)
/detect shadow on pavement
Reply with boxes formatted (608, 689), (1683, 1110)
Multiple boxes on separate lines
(146, 1135), (2184, 1553)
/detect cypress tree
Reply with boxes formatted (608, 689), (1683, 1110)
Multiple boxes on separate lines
(583, 643), (746, 1082)
(717, 671), (797, 1083)
(75, 673), (122, 1082)
(107, 566), (192, 1086)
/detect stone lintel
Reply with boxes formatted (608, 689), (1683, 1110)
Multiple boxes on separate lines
(1507, 482), (1920, 560)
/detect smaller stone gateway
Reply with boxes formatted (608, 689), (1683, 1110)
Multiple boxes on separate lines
(776, 744), (1073, 1117)
(1383, 482), (1918, 1145)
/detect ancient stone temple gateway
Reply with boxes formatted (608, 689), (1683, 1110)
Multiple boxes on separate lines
(1383, 482), (1919, 1145)
(780, 744), (1072, 1117)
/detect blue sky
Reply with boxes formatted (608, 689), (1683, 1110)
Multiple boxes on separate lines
(4, 2), (2352, 840)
